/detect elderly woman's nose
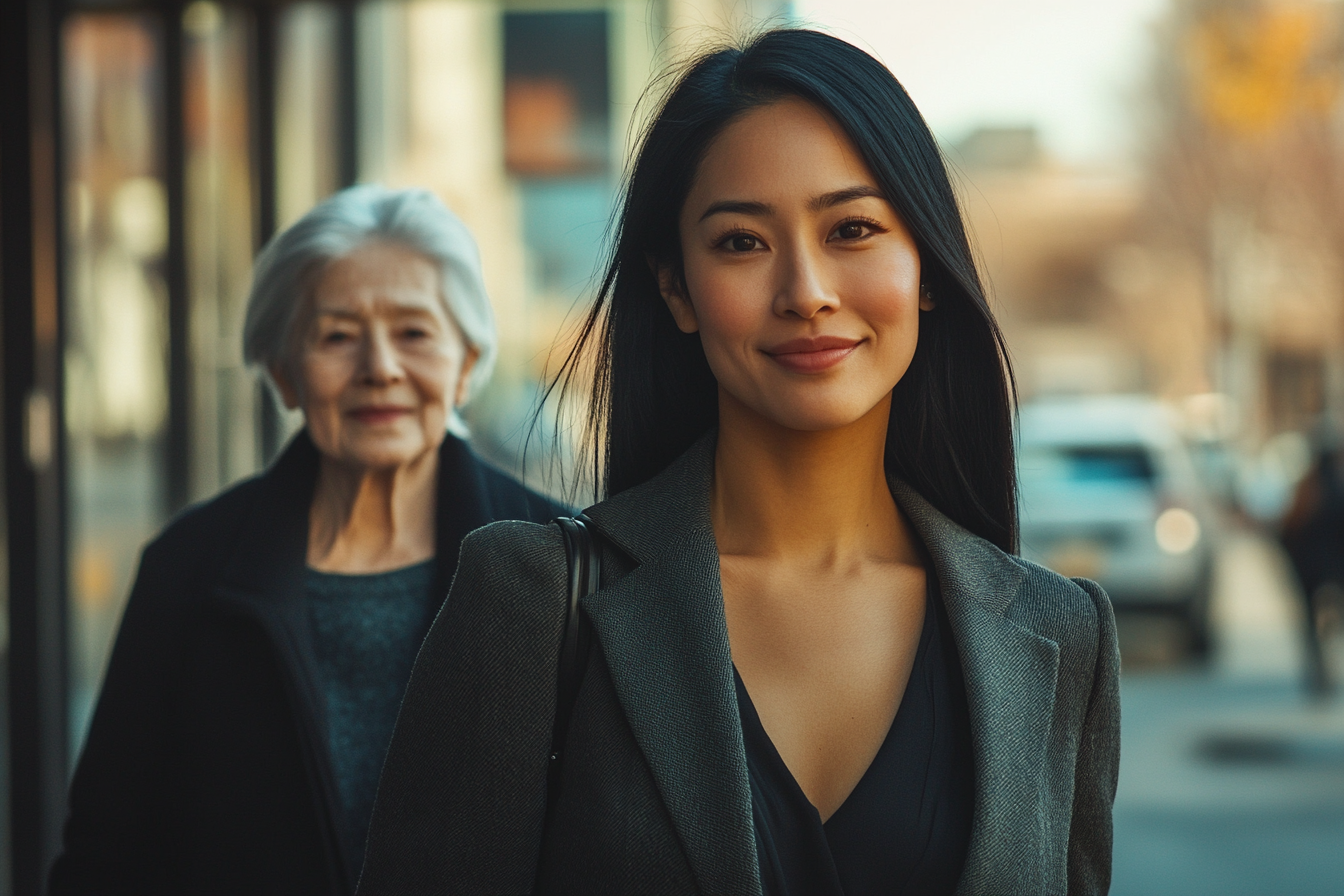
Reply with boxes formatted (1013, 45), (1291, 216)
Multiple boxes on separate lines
(360, 326), (406, 383)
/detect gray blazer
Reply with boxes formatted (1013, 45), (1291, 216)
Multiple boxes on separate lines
(359, 435), (1120, 896)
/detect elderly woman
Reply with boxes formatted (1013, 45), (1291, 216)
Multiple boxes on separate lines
(49, 185), (566, 895)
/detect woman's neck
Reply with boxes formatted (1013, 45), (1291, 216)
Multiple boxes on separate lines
(307, 450), (438, 573)
(711, 389), (920, 568)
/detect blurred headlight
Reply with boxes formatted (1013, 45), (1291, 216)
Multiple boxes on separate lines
(1155, 507), (1201, 554)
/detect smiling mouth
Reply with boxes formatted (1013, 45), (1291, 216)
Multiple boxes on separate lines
(348, 406), (413, 424)
(764, 337), (862, 373)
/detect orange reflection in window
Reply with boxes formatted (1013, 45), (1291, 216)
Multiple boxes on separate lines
(505, 77), (593, 176)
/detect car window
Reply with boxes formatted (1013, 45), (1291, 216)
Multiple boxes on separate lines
(1021, 444), (1156, 484)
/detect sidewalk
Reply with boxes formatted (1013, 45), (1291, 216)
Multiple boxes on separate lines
(1110, 532), (1344, 896)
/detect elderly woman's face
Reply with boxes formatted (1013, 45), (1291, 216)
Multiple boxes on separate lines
(276, 241), (478, 471)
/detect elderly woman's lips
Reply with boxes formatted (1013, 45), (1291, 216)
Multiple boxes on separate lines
(348, 406), (413, 424)
(765, 337), (861, 373)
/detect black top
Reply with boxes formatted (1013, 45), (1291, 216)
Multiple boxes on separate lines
(49, 431), (568, 896)
(734, 575), (974, 896)
(306, 559), (439, 881)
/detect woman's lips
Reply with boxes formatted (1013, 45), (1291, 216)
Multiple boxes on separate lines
(348, 406), (413, 425)
(764, 336), (861, 373)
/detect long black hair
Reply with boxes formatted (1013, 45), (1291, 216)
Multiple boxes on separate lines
(549, 28), (1019, 553)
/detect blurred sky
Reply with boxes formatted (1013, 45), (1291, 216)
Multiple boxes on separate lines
(794, 0), (1171, 166)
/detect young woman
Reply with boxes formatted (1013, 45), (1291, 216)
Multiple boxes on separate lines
(359, 30), (1120, 896)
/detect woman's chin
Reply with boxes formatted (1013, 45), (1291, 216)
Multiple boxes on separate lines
(328, 432), (439, 472)
(718, 375), (895, 436)
(755, 407), (883, 435)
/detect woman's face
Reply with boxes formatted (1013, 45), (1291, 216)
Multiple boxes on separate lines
(663, 97), (931, 433)
(275, 241), (478, 471)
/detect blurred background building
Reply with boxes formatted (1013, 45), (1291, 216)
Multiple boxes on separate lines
(3, 0), (1344, 894)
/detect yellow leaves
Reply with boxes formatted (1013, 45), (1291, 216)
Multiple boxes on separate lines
(1188, 3), (1340, 137)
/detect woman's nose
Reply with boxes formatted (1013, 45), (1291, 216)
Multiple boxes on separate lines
(361, 328), (405, 384)
(772, 241), (837, 319)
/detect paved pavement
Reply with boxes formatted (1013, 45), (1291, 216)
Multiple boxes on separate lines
(1111, 532), (1344, 896)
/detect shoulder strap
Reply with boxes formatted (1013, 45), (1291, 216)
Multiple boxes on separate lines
(546, 515), (599, 813)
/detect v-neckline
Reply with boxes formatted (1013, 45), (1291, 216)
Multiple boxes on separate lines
(731, 576), (935, 825)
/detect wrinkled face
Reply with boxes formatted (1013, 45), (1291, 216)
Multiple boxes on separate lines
(662, 96), (931, 433)
(275, 241), (478, 471)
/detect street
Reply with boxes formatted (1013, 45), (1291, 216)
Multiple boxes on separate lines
(1111, 532), (1344, 896)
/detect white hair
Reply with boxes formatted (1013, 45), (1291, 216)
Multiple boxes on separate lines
(242, 184), (497, 437)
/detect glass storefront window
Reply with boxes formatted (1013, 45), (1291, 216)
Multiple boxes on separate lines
(276, 2), (343, 230)
(61, 12), (171, 755)
(60, 1), (353, 760)
(503, 10), (610, 177)
(183, 1), (263, 500)
(504, 9), (614, 301)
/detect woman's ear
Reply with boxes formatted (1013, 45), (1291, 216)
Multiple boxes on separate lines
(269, 363), (302, 410)
(648, 255), (699, 334)
(455, 346), (481, 408)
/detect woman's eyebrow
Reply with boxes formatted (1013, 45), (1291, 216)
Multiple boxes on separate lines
(698, 199), (773, 222)
(312, 303), (438, 320)
(312, 308), (361, 320)
(697, 186), (885, 222)
(809, 185), (885, 211)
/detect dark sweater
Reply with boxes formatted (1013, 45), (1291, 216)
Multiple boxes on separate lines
(306, 560), (438, 880)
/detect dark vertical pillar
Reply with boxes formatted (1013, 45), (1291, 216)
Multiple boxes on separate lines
(3, 0), (69, 891)
(335, 0), (359, 187)
(162, 3), (192, 514)
(252, 4), (278, 248)
(251, 2), (285, 465)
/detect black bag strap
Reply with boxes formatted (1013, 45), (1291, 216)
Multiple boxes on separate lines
(545, 515), (599, 815)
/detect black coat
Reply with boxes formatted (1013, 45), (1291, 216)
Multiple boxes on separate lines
(49, 431), (567, 896)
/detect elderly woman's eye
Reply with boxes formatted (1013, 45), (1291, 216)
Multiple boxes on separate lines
(321, 330), (354, 345)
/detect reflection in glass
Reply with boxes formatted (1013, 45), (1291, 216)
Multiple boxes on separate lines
(503, 10), (615, 304)
(184, 2), (262, 499)
(503, 11), (610, 177)
(276, 2), (341, 230)
(61, 12), (169, 753)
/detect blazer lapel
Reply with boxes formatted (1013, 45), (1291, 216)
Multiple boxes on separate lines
(583, 434), (762, 896)
(581, 438), (1058, 896)
(890, 480), (1061, 896)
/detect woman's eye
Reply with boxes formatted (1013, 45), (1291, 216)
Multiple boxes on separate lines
(715, 233), (768, 253)
(834, 221), (872, 241)
(321, 330), (354, 345)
